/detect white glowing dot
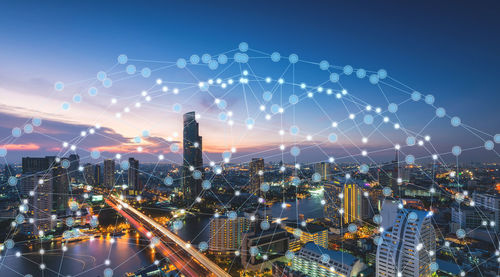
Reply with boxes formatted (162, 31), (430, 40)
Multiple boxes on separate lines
(141, 91), (148, 96)
(15, 251), (21, 257)
(336, 93), (342, 99)
(137, 146), (143, 152)
(260, 105), (265, 111)
(215, 98), (220, 104)
(395, 144), (401, 150)
(432, 154), (438, 160)
(115, 154), (121, 159)
(326, 89), (332, 95)
(361, 150), (367, 156)
(80, 131), (86, 136)
(162, 86), (168, 92)
(70, 145), (76, 151)
(375, 107), (382, 113)
(111, 98), (117, 104)
(394, 123), (400, 129)
(349, 114), (355, 120)
(329, 157), (334, 163)
(345, 173), (351, 179)
(280, 144), (285, 151)
(173, 88), (179, 94)
(124, 107), (130, 113)
(266, 77), (271, 83)
(306, 135), (312, 141)
(317, 87), (323, 92)
(89, 128), (95, 134)
(331, 122), (338, 128)
(105, 259), (110, 265)
(40, 264), (46, 270)
(115, 112), (122, 118)
(342, 89), (347, 95)
(158, 154), (164, 160)
(366, 105), (372, 111)
(308, 92), (314, 98)
(362, 137), (368, 143)
(265, 114), (271, 120)
(383, 117), (389, 122)
(62, 142), (68, 147)
(300, 83), (306, 89)
(135, 102), (141, 108)
(156, 78), (162, 85)
(418, 140), (424, 146)
(278, 78), (284, 84)
(279, 129), (284, 136)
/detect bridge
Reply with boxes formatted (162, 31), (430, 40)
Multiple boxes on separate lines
(106, 195), (230, 277)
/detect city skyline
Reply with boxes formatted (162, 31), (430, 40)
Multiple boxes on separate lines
(0, 1), (499, 277)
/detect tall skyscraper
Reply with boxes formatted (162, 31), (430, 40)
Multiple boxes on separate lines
(68, 154), (80, 181)
(104, 159), (115, 188)
(20, 172), (53, 236)
(314, 162), (331, 182)
(376, 208), (436, 277)
(94, 164), (101, 186)
(343, 182), (362, 224)
(249, 158), (264, 196)
(182, 112), (203, 201)
(84, 163), (96, 186)
(128, 157), (140, 192)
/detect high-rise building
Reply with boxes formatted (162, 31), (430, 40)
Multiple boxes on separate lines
(84, 163), (96, 185)
(343, 182), (362, 224)
(249, 158), (264, 196)
(376, 208), (436, 277)
(182, 111), (203, 201)
(209, 214), (250, 254)
(104, 159), (115, 188)
(68, 154), (80, 181)
(128, 157), (140, 192)
(94, 164), (101, 186)
(291, 242), (367, 277)
(314, 162), (331, 182)
(50, 159), (69, 215)
(20, 172), (53, 236)
(323, 183), (342, 226)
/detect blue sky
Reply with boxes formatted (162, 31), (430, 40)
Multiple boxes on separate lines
(0, 0), (499, 163)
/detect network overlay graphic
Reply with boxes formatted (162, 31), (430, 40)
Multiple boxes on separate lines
(0, 42), (499, 277)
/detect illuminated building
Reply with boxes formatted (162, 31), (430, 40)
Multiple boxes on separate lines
(376, 209), (436, 277)
(84, 163), (96, 186)
(314, 162), (331, 182)
(323, 183), (342, 226)
(182, 111), (203, 201)
(20, 172), (53, 236)
(128, 157), (140, 193)
(103, 159), (115, 188)
(291, 242), (367, 277)
(209, 214), (249, 254)
(343, 183), (362, 224)
(283, 222), (328, 249)
(249, 158), (264, 196)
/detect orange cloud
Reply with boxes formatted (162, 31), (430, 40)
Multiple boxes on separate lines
(0, 143), (40, 151)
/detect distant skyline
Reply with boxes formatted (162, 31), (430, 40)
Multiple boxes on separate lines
(0, 0), (499, 163)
